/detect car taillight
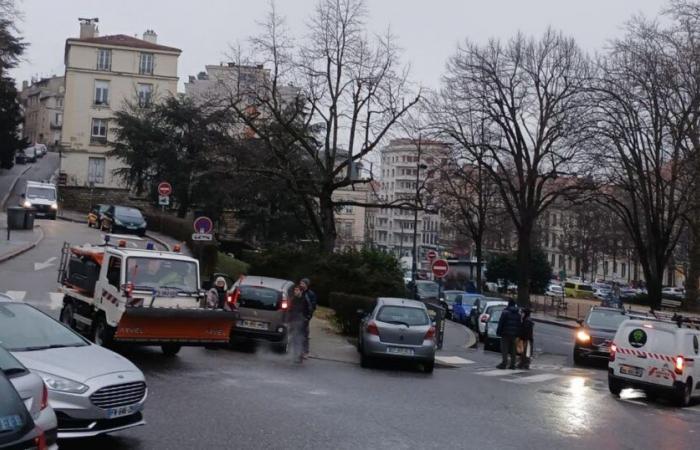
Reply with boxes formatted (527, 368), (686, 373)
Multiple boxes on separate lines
(609, 343), (617, 362)
(280, 298), (289, 310)
(34, 429), (47, 450)
(425, 326), (436, 340)
(227, 289), (240, 308)
(367, 321), (379, 336)
(40, 382), (48, 410)
(480, 314), (489, 323)
(675, 355), (684, 374)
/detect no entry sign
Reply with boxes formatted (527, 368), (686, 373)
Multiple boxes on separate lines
(432, 259), (450, 279)
(158, 181), (172, 196)
(427, 250), (438, 260)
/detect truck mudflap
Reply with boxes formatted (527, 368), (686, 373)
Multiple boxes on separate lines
(114, 308), (238, 345)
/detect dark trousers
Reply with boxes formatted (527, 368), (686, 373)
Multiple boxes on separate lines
(303, 319), (310, 354)
(500, 335), (517, 368)
(519, 339), (532, 368)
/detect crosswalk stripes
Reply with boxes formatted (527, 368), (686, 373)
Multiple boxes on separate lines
(503, 373), (561, 384)
(435, 356), (475, 365)
(475, 369), (527, 377)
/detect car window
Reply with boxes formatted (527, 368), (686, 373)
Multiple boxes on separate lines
(586, 310), (627, 329)
(107, 256), (122, 288)
(462, 296), (480, 307)
(115, 207), (143, 219)
(376, 305), (429, 326)
(0, 303), (89, 351)
(238, 286), (281, 310)
(489, 308), (504, 323)
(26, 186), (55, 201)
(579, 284), (593, 292)
(444, 292), (462, 304)
(416, 282), (439, 295)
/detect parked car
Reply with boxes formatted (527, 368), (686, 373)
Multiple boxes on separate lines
(0, 345), (58, 449)
(468, 297), (507, 332)
(413, 280), (440, 302)
(228, 275), (295, 352)
(357, 298), (436, 373)
(0, 372), (49, 450)
(483, 306), (507, 352)
(34, 144), (47, 158)
(662, 286), (685, 299)
(477, 300), (509, 341)
(0, 293), (147, 439)
(564, 281), (595, 299)
(441, 290), (466, 319)
(21, 181), (58, 219)
(14, 151), (27, 165)
(451, 293), (483, 325)
(100, 205), (147, 236)
(87, 203), (111, 229)
(573, 306), (629, 365)
(593, 287), (612, 301)
(544, 284), (564, 298)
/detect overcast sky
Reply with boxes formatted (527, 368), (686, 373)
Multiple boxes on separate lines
(11, 0), (670, 91)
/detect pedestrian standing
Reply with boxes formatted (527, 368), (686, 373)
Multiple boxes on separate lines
(206, 276), (228, 309)
(496, 299), (522, 370)
(298, 278), (317, 357)
(518, 308), (534, 369)
(289, 285), (313, 363)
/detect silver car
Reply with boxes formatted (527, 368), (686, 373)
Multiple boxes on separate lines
(0, 345), (58, 449)
(0, 294), (147, 439)
(358, 298), (436, 373)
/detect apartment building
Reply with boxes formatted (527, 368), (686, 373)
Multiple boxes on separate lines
(60, 19), (181, 188)
(19, 76), (64, 147)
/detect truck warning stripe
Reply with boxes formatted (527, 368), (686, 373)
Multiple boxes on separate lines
(617, 347), (674, 362)
(101, 289), (120, 306)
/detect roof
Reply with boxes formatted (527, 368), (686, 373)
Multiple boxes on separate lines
(66, 34), (181, 53)
(102, 246), (197, 263)
(26, 181), (55, 188)
(377, 297), (427, 309)
(239, 276), (293, 291)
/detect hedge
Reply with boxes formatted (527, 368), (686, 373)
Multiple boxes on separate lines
(329, 292), (377, 336)
(214, 252), (249, 280)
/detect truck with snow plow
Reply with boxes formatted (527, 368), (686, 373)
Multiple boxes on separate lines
(57, 238), (238, 356)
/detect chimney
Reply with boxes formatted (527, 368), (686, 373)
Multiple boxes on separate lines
(22, 80), (28, 90)
(79, 18), (99, 39)
(142, 30), (157, 44)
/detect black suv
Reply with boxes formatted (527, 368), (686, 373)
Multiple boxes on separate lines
(573, 306), (629, 365)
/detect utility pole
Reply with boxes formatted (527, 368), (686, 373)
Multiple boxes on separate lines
(411, 135), (427, 283)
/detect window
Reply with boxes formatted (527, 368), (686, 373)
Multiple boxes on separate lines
(558, 254), (564, 268)
(88, 157), (105, 184)
(54, 112), (62, 126)
(139, 53), (154, 75)
(97, 48), (111, 71)
(621, 263), (627, 278)
(94, 80), (109, 105)
(137, 83), (153, 107)
(107, 256), (121, 288)
(91, 118), (108, 142)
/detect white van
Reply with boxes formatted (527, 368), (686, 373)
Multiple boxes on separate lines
(608, 317), (700, 406)
(21, 181), (58, 219)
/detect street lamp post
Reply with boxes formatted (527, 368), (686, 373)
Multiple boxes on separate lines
(411, 138), (428, 283)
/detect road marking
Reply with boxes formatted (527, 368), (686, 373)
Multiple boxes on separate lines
(34, 257), (56, 271)
(504, 373), (561, 384)
(475, 369), (526, 376)
(435, 356), (475, 365)
(4, 291), (26, 301)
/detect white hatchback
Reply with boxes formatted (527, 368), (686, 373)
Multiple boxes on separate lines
(608, 317), (700, 406)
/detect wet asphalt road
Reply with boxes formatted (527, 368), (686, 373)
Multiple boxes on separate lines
(1, 158), (699, 449)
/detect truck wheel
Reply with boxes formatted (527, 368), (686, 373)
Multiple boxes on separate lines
(93, 316), (115, 348)
(161, 344), (181, 357)
(608, 376), (623, 396)
(675, 380), (692, 407)
(59, 302), (76, 329)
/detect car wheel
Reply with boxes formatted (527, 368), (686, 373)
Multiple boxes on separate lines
(478, 331), (485, 342)
(423, 360), (435, 374)
(675, 380), (692, 407)
(573, 351), (585, 366)
(275, 334), (290, 354)
(608, 376), (623, 396)
(645, 390), (658, 402)
(93, 316), (115, 348)
(59, 301), (76, 329)
(161, 344), (182, 357)
(360, 351), (372, 368)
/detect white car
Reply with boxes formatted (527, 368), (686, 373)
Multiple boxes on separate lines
(477, 300), (508, 339)
(545, 284), (564, 297)
(662, 287), (685, 298)
(608, 316), (700, 406)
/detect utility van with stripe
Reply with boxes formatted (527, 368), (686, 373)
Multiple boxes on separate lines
(608, 315), (700, 406)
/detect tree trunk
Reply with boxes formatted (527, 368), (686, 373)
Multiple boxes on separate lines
(516, 226), (533, 306)
(685, 220), (700, 311)
(318, 191), (337, 254)
(644, 261), (663, 309)
(475, 236), (483, 293)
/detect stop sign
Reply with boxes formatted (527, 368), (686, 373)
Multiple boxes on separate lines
(427, 250), (438, 260)
(158, 181), (172, 196)
(432, 259), (449, 278)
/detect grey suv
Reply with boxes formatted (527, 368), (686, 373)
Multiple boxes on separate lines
(229, 276), (295, 352)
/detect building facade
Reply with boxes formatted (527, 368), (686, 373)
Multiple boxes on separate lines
(19, 76), (64, 147)
(60, 19), (181, 188)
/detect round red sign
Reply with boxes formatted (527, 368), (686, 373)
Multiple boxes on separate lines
(432, 259), (449, 278)
(427, 250), (438, 260)
(158, 182), (172, 196)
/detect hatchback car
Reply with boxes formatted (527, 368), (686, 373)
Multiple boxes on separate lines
(101, 205), (148, 236)
(0, 372), (50, 450)
(573, 306), (629, 365)
(451, 293), (483, 325)
(14, 151), (27, 165)
(0, 294), (147, 439)
(87, 203), (111, 229)
(357, 298), (436, 373)
(483, 306), (507, 352)
(0, 346), (57, 449)
(228, 276), (295, 352)
(413, 280), (440, 302)
(477, 301), (509, 341)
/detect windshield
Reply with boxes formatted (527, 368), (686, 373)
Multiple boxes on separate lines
(416, 282), (439, 295)
(26, 187), (55, 201)
(126, 257), (199, 292)
(376, 306), (429, 326)
(238, 286), (281, 311)
(0, 304), (88, 351)
(115, 207), (143, 219)
(444, 292), (463, 304)
(587, 310), (628, 329)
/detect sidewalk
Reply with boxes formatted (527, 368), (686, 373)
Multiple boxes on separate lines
(0, 216), (43, 263)
(308, 307), (359, 364)
(0, 164), (30, 210)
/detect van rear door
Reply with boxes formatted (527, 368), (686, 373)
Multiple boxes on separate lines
(615, 323), (677, 387)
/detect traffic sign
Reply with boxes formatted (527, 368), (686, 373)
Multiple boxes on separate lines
(158, 195), (170, 206)
(158, 181), (172, 196)
(432, 259), (450, 278)
(427, 250), (438, 261)
(192, 233), (213, 241)
(193, 216), (213, 234)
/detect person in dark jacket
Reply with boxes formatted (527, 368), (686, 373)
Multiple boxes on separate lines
(289, 285), (313, 363)
(518, 308), (534, 369)
(496, 299), (522, 369)
(299, 278), (317, 357)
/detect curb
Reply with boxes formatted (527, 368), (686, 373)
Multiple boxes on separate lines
(0, 226), (44, 264)
(1, 165), (32, 210)
(532, 316), (578, 330)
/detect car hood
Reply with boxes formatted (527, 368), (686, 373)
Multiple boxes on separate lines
(12, 345), (142, 383)
(587, 327), (617, 339)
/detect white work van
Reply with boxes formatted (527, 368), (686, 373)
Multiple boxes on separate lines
(608, 315), (700, 406)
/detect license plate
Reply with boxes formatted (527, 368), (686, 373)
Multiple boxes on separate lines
(107, 403), (141, 419)
(599, 345), (609, 353)
(620, 364), (643, 377)
(127, 225), (137, 229)
(237, 320), (268, 330)
(386, 346), (415, 356)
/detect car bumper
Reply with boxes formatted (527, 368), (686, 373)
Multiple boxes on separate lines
(574, 344), (610, 359)
(231, 326), (287, 343)
(608, 369), (682, 394)
(57, 411), (145, 439)
(363, 336), (436, 362)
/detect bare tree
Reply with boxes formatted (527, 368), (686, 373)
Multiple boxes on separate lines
(225, 0), (419, 252)
(435, 29), (593, 305)
(592, 15), (700, 308)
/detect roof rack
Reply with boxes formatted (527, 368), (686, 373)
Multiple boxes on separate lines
(644, 310), (700, 330)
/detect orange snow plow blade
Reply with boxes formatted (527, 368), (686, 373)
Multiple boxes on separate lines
(114, 308), (238, 344)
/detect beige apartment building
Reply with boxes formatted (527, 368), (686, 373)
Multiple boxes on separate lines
(20, 75), (65, 147)
(60, 19), (181, 188)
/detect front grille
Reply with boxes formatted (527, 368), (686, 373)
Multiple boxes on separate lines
(90, 382), (146, 409)
(592, 337), (611, 346)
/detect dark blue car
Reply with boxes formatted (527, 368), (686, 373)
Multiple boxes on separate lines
(451, 293), (484, 325)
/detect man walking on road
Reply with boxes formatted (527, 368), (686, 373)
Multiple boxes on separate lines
(496, 299), (522, 370)
(289, 285), (313, 363)
(298, 278), (317, 358)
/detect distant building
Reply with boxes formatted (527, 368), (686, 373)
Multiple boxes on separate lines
(60, 19), (181, 189)
(19, 76), (65, 147)
(185, 63), (269, 104)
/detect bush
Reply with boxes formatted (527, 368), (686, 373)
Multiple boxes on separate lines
(214, 252), (249, 280)
(329, 292), (376, 335)
(486, 248), (552, 295)
(242, 247), (407, 306)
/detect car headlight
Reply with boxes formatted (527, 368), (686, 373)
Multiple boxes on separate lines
(23, 200), (32, 208)
(576, 330), (591, 343)
(51, 203), (58, 210)
(33, 370), (89, 394)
